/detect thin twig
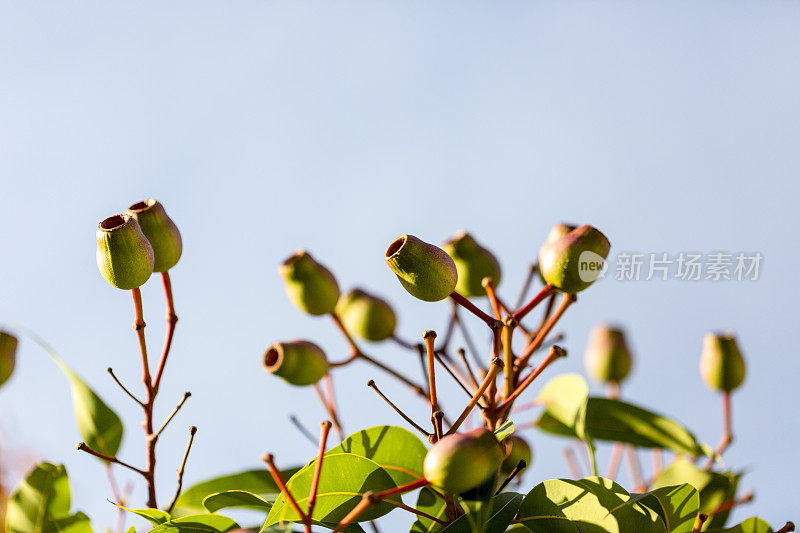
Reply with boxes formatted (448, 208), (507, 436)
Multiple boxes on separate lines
(456, 348), (480, 389)
(705, 391), (733, 470)
(152, 271), (178, 395)
(514, 263), (538, 309)
(166, 426), (197, 514)
(495, 460), (526, 494)
(482, 278), (502, 320)
(332, 479), (430, 532)
(107, 368), (144, 407)
(606, 443), (624, 480)
(307, 421), (333, 522)
(453, 308), (486, 372)
(447, 358), (504, 435)
(449, 291), (497, 328)
(498, 346), (567, 411)
(289, 415), (319, 447)
(76, 443), (146, 477)
(512, 284), (554, 322)
(262, 454), (308, 522)
(367, 380), (431, 438)
(515, 294), (576, 373)
(155, 392), (191, 438)
(433, 351), (485, 408)
(313, 381), (344, 440)
(563, 447), (582, 478)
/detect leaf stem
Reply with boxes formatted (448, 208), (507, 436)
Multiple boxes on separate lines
(449, 291), (497, 328)
(152, 271), (178, 395)
(307, 421), (333, 524)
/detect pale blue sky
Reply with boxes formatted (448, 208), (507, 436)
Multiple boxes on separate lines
(1, 1), (799, 530)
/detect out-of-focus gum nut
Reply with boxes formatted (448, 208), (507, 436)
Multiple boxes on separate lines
(423, 428), (503, 494)
(385, 235), (457, 302)
(336, 289), (397, 342)
(126, 199), (182, 272)
(538, 223), (577, 282)
(501, 436), (532, 475)
(0, 331), (18, 387)
(279, 251), (340, 316)
(263, 340), (329, 386)
(96, 214), (155, 290)
(584, 325), (633, 384)
(441, 231), (502, 298)
(538, 224), (610, 294)
(700, 332), (746, 392)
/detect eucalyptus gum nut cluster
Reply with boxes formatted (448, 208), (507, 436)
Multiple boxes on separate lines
(385, 235), (457, 302)
(700, 333), (746, 392)
(279, 251), (340, 316)
(441, 231), (502, 298)
(501, 435), (532, 476)
(335, 289), (396, 342)
(96, 214), (155, 290)
(263, 340), (328, 386)
(0, 330), (18, 387)
(126, 198), (182, 272)
(584, 325), (633, 384)
(538, 224), (610, 294)
(423, 428), (504, 494)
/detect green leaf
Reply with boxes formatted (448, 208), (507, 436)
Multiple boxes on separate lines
(535, 375), (712, 458)
(493, 421), (515, 443)
(172, 467), (300, 517)
(441, 492), (524, 533)
(150, 515), (239, 532)
(202, 490), (273, 513)
(6, 462), (71, 533)
(652, 459), (741, 530)
(410, 487), (449, 533)
(706, 517), (774, 533)
(265, 453), (397, 527)
(114, 505), (171, 526)
(622, 484), (699, 533)
(33, 334), (123, 458)
(517, 476), (665, 533)
(49, 512), (93, 533)
(326, 425), (428, 486)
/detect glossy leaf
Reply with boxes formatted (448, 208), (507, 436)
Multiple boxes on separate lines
(172, 467), (300, 516)
(35, 335), (123, 458)
(517, 476), (664, 533)
(410, 487), (449, 533)
(493, 421), (515, 443)
(49, 512), (93, 533)
(622, 484), (699, 533)
(264, 452), (397, 527)
(115, 505), (171, 526)
(706, 517), (774, 533)
(440, 492), (524, 533)
(326, 425), (428, 485)
(6, 462), (71, 533)
(652, 459), (741, 530)
(202, 490), (272, 513)
(536, 375), (712, 458)
(150, 514), (239, 532)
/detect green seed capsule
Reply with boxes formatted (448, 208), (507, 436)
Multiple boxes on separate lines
(442, 231), (502, 298)
(584, 325), (633, 384)
(423, 428), (503, 494)
(538, 224), (610, 294)
(538, 223), (577, 283)
(336, 289), (397, 342)
(263, 340), (328, 386)
(96, 214), (155, 290)
(385, 235), (458, 302)
(0, 330), (18, 388)
(279, 251), (340, 316)
(700, 333), (746, 392)
(501, 436), (532, 475)
(126, 199), (182, 272)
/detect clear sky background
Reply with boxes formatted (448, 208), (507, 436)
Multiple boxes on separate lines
(1, 1), (799, 531)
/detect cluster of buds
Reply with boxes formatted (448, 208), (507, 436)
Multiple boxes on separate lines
(95, 199), (182, 290)
(263, 223), (611, 501)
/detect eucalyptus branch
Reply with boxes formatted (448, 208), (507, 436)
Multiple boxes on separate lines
(155, 392), (191, 438)
(367, 380), (431, 438)
(513, 263), (538, 309)
(514, 294), (576, 373)
(107, 368), (144, 407)
(498, 345), (566, 411)
(332, 478), (430, 533)
(76, 443), (146, 477)
(449, 291), (497, 328)
(446, 357), (504, 435)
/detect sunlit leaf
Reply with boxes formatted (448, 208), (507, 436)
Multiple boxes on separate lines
(114, 505), (171, 526)
(149, 514), (239, 532)
(49, 512), (92, 533)
(326, 425), (427, 485)
(172, 468), (300, 517)
(621, 484), (698, 533)
(202, 490), (272, 513)
(441, 492), (523, 533)
(410, 487), (449, 533)
(706, 517), (774, 533)
(517, 476), (665, 533)
(493, 421), (515, 443)
(6, 462), (71, 533)
(652, 459), (741, 530)
(264, 453), (396, 527)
